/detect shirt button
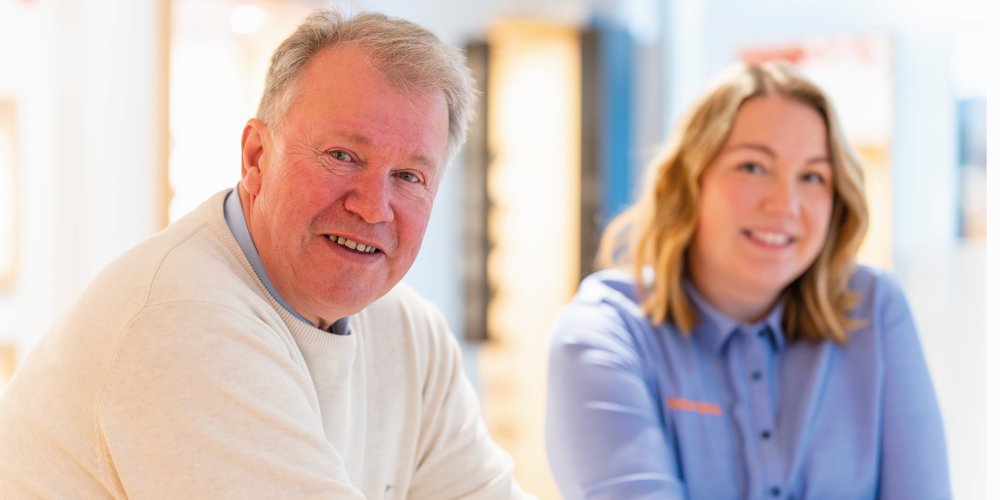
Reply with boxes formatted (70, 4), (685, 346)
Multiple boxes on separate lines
(751, 371), (762, 381)
(761, 430), (771, 440)
(770, 486), (781, 497)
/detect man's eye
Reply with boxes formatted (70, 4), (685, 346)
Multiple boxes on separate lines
(395, 171), (421, 184)
(329, 150), (352, 162)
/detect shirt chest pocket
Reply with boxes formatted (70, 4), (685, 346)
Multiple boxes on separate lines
(664, 393), (745, 498)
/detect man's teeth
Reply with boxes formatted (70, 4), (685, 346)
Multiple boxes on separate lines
(748, 231), (791, 246)
(329, 235), (378, 254)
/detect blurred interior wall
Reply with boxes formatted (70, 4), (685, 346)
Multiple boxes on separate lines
(478, 21), (582, 499)
(0, 0), (168, 360)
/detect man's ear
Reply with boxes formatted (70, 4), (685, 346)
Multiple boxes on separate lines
(241, 118), (269, 197)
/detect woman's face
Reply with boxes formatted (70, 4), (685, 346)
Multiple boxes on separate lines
(688, 94), (834, 322)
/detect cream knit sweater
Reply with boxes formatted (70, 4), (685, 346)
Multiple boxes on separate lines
(0, 191), (528, 499)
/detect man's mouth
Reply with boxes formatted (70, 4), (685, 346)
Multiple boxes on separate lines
(327, 235), (380, 254)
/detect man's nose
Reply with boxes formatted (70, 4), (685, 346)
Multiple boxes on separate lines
(343, 169), (394, 224)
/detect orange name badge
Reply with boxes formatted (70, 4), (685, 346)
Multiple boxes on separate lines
(666, 397), (722, 416)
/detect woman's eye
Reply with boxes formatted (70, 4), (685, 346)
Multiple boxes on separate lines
(802, 172), (827, 184)
(395, 171), (421, 184)
(737, 162), (764, 174)
(329, 150), (352, 162)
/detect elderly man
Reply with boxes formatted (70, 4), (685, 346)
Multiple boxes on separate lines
(0, 9), (530, 499)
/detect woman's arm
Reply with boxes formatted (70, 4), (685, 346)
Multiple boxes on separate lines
(545, 301), (685, 500)
(877, 276), (951, 499)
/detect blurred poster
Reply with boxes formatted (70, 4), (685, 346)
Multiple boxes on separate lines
(0, 343), (15, 389)
(0, 98), (17, 290)
(956, 97), (986, 240)
(740, 36), (894, 268)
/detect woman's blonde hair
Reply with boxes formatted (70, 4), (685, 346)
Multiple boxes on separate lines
(599, 62), (868, 343)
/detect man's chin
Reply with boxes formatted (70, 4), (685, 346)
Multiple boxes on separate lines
(314, 282), (393, 317)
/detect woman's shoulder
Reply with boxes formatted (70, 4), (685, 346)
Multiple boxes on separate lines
(844, 264), (917, 339)
(550, 269), (654, 350)
(575, 268), (642, 305)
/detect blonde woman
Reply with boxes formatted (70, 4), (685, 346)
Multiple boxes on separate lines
(545, 63), (949, 499)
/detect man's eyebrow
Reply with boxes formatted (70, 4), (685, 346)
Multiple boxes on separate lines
(409, 153), (436, 170)
(336, 131), (372, 147)
(334, 131), (437, 169)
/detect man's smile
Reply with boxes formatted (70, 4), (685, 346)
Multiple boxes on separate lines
(327, 234), (381, 254)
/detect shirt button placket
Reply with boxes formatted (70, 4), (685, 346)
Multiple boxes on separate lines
(749, 326), (783, 500)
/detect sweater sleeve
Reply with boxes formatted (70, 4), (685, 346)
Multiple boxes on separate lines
(876, 276), (952, 499)
(545, 301), (685, 500)
(98, 301), (365, 499)
(405, 305), (534, 500)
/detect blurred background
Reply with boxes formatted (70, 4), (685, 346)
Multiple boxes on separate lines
(0, 0), (992, 498)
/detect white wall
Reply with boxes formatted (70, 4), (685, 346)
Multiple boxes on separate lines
(980, 23), (1000, 492)
(0, 0), (167, 357)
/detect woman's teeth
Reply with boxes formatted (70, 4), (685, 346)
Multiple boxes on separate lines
(747, 230), (791, 246)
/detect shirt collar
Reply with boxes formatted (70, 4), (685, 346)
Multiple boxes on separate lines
(685, 280), (785, 354)
(223, 186), (351, 335)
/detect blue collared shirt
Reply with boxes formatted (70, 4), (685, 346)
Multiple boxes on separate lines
(545, 265), (950, 499)
(223, 187), (350, 335)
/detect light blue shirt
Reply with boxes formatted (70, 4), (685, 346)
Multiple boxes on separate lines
(545, 265), (950, 499)
(223, 187), (350, 335)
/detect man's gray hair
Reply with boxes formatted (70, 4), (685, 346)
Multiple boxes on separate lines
(257, 9), (477, 164)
